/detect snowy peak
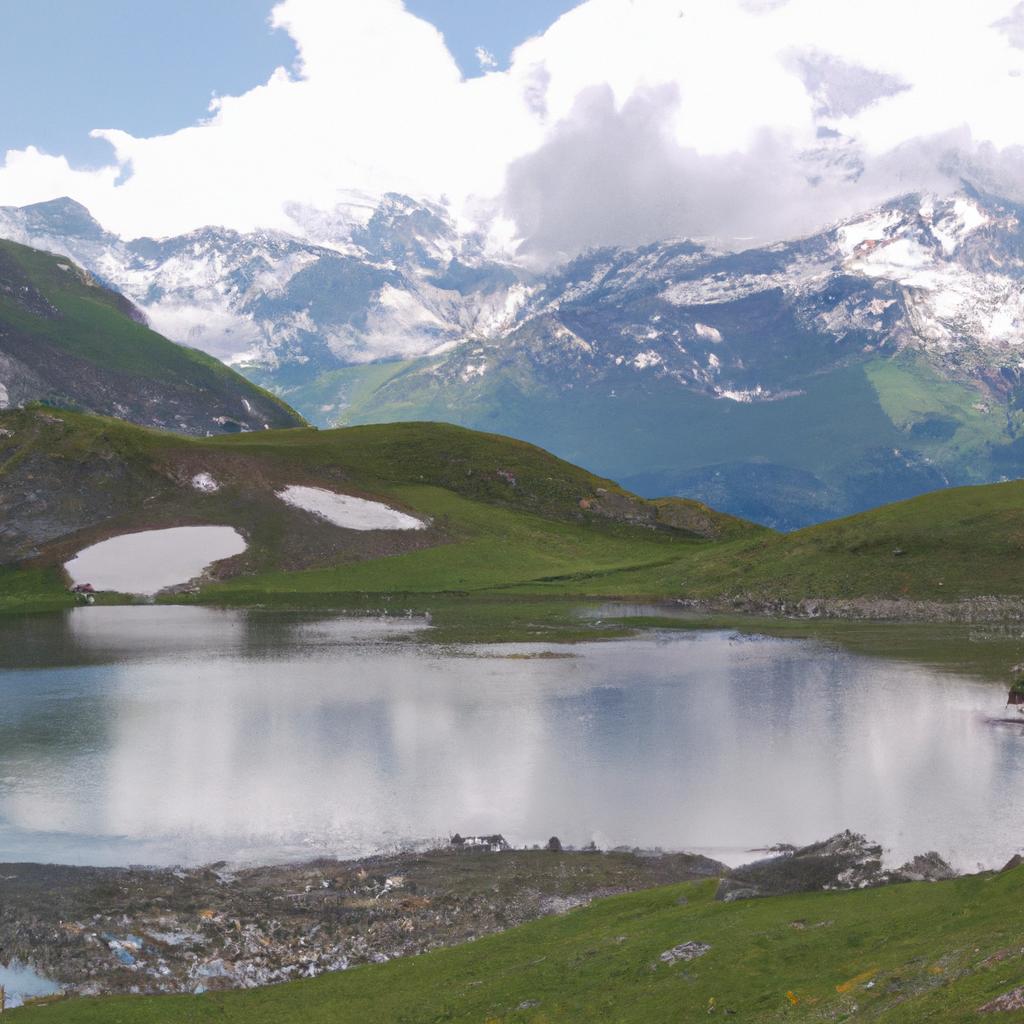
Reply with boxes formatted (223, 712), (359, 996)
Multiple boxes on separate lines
(7, 196), (111, 242)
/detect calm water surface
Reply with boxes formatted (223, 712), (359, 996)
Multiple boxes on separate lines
(0, 606), (1022, 870)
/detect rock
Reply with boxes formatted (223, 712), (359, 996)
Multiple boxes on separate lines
(980, 985), (1024, 1012)
(892, 852), (956, 883)
(658, 941), (711, 965)
(714, 879), (762, 902)
(1000, 854), (1023, 872)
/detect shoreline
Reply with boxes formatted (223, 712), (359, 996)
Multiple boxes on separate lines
(0, 832), (965, 1003)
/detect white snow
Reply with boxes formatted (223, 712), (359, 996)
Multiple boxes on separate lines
(632, 350), (663, 369)
(0, 382), (8, 409)
(836, 209), (902, 255)
(64, 526), (247, 595)
(276, 485), (426, 531)
(191, 472), (220, 493)
(694, 322), (723, 343)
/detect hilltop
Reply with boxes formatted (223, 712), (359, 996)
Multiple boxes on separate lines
(0, 238), (303, 434)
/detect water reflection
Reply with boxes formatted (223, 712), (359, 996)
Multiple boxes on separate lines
(0, 608), (1022, 870)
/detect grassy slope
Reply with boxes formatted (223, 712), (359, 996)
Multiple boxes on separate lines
(4, 405), (1024, 611)
(556, 477), (1024, 604)
(0, 239), (302, 426)
(0, 409), (743, 609)
(15, 867), (1024, 1023)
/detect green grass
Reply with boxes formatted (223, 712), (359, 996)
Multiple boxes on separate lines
(0, 566), (74, 614)
(15, 866), (1024, 1022)
(522, 476), (1024, 605)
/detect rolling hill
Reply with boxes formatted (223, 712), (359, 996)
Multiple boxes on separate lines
(2, 407), (1024, 620)
(0, 407), (747, 613)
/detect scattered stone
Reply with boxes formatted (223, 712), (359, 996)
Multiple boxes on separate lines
(980, 985), (1024, 1012)
(659, 941), (711, 966)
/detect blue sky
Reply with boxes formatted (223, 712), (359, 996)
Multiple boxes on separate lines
(0, 0), (577, 166)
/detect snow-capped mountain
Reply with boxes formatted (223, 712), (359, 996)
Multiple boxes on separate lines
(320, 187), (1024, 527)
(5, 186), (1024, 526)
(0, 193), (530, 373)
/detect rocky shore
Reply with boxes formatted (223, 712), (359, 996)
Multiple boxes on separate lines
(0, 833), (957, 1002)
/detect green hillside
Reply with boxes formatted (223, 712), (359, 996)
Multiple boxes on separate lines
(315, 349), (1023, 530)
(0, 407), (746, 613)
(0, 239), (303, 433)
(3, 405), (1024, 617)
(14, 864), (1024, 1023)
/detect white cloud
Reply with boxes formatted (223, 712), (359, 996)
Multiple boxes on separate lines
(0, 0), (1023, 258)
(475, 46), (498, 70)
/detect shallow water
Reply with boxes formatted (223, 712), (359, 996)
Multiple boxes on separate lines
(0, 606), (1022, 870)
(0, 961), (61, 1008)
(63, 526), (247, 594)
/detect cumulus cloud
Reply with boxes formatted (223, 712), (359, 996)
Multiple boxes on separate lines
(1, 0), (1024, 260)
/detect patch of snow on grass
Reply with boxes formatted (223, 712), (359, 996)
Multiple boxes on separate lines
(277, 485), (426, 531)
(65, 526), (247, 595)
(191, 472), (220, 493)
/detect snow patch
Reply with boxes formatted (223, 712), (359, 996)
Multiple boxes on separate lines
(276, 485), (426, 531)
(0, 382), (8, 409)
(694, 322), (722, 343)
(837, 209), (903, 255)
(191, 473), (220, 493)
(632, 350), (663, 369)
(65, 527), (247, 595)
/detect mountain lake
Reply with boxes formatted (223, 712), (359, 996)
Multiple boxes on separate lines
(0, 605), (1022, 872)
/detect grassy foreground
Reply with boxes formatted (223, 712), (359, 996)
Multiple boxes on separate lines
(14, 865), (1024, 1022)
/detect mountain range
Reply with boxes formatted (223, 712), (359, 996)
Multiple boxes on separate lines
(4, 187), (1024, 527)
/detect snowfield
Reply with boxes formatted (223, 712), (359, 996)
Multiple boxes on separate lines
(276, 485), (427, 530)
(64, 526), (247, 595)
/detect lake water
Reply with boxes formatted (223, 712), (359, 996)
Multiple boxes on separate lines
(1, 606), (1022, 871)
(0, 960), (61, 1008)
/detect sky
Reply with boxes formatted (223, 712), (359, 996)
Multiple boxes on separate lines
(2, 0), (1024, 262)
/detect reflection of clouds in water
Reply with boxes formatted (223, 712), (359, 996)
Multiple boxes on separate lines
(1, 614), (1021, 868)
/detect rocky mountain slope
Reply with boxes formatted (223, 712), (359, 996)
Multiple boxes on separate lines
(6, 188), (1024, 526)
(0, 239), (303, 435)
(0, 194), (527, 377)
(330, 187), (1024, 527)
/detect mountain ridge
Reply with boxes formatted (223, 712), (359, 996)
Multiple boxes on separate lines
(6, 188), (1024, 526)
